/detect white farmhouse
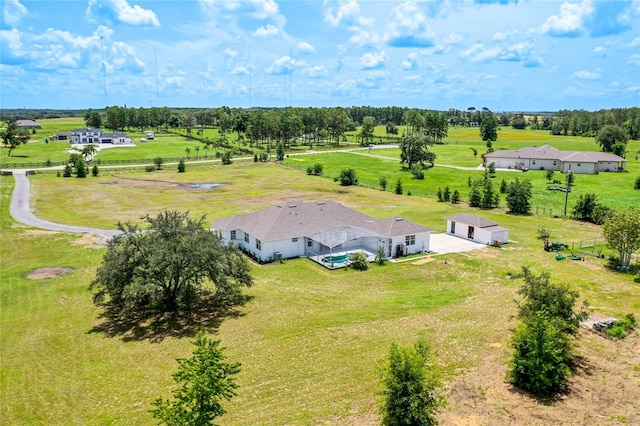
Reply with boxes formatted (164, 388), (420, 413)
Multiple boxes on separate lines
(212, 200), (432, 268)
(484, 145), (626, 174)
(446, 213), (509, 246)
(70, 128), (133, 145)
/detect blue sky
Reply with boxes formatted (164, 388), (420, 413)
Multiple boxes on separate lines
(1, 0), (639, 111)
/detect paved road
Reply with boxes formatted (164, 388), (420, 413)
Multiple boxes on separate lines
(9, 170), (121, 238)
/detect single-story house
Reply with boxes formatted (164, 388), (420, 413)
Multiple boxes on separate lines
(16, 119), (42, 129)
(70, 128), (133, 145)
(212, 200), (432, 267)
(446, 213), (508, 246)
(484, 145), (626, 174)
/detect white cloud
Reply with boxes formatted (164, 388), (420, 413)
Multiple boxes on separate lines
(324, 0), (360, 27)
(360, 51), (387, 69)
(593, 46), (606, 56)
(540, 1), (593, 37)
(349, 28), (383, 47)
(443, 33), (463, 44)
(296, 42), (315, 54)
(492, 30), (518, 41)
(386, 2), (435, 48)
(628, 37), (640, 48)
(199, 0), (279, 19)
(111, 41), (145, 73)
(3, 0), (28, 26)
(224, 48), (239, 58)
(302, 65), (328, 78)
(628, 54), (640, 66)
(572, 70), (601, 80)
(254, 23), (279, 37)
(401, 52), (418, 70)
(86, 0), (160, 26)
(232, 66), (249, 75)
(265, 55), (295, 75)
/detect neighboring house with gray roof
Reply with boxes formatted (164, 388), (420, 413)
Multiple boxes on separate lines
(16, 119), (42, 129)
(70, 128), (132, 145)
(212, 200), (432, 266)
(484, 145), (626, 174)
(446, 213), (509, 246)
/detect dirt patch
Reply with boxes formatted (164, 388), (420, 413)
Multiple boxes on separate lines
(412, 257), (437, 265)
(27, 267), (74, 280)
(440, 329), (640, 425)
(23, 229), (59, 236)
(470, 250), (499, 259)
(103, 177), (181, 189)
(577, 260), (602, 270)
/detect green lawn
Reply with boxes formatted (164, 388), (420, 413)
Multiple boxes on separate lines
(2, 153), (639, 424)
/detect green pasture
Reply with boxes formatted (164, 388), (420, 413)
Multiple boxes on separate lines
(284, 149), (640, 211)
(1, 153), (639, 424)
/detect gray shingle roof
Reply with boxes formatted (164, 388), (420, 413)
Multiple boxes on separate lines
(211, 200), (431, 241)
(446, 213), (498, 228)
(485, 146), (626, 163)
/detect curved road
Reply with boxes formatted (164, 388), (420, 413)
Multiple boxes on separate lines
(9, 170), (121, 238)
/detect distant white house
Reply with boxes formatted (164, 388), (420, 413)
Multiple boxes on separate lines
(145, 131), (155, 139)
(212, 200), (432, 267)
(484, 145), (626, 174)
(70, 128), (133, 145)
(446, 213), (509, 246)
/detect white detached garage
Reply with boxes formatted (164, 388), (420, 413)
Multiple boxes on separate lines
(446, 213), (509, 246)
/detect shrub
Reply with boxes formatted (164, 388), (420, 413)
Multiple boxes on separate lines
(537, 226), (552, 240)
(177, 158), (186, 173)
(379, 176), (388, 191)
(394, 179), (403, 195)
(153, 157), (164, 170)
(436, 188), (443, 202)
(380, 340), (445, 426)
(509, 310), (573, 394)
(349, 252), (369, 270)
(375, 246), (386, 265)
(92, 164), (99, 177)
(146, 165), (156, 172)
(410, 164), (424, 180)
(451, 189), (460, 204)
(443, 186), (451, 202)
(221, 151), (233, 165)
(634, 176), (640, 190)
(312, 163), (323, 176)
(603, 314), (637, 339)
(63, 164), (72, 177)
(253, 153), (258, 162)
(339, 168), (358, 186)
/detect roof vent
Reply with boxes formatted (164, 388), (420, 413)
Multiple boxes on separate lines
(317, 201), (325, 205)
(395, 217), (404, 221)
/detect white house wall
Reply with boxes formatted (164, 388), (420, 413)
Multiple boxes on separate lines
(561, 161), (596, 174)
(596, 161), (621, 172)
(528, 158), (559, 171)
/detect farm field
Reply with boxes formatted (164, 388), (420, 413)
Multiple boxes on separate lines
(1, 148), (639, 425)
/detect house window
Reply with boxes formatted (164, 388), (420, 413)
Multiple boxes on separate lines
(307, 239), (312, 247)
(256, 239), (262, 250)
(230, 230), (236, 240)
(577, 163), (581, 166)
(532, 160), (536, 164)
(405, 235), (416, 246)
(244, 233), (249, 243)
(292, 237), (298, 242)
(553, 161), (557, 166)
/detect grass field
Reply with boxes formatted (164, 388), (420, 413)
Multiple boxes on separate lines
(1, 120), (639, 425)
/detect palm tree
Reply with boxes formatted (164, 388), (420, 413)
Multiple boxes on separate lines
(185, 147), (191, 159)
(194, 146), (200, 159)
(203, 144), (210, 158)
(81, 144), (98, 161)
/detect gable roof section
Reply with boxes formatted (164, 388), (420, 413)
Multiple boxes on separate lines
(485, 146), (626, 163)
(446, 213), (497, 228)
(16, 119), (41, 128)
(211, 200), (431, 241)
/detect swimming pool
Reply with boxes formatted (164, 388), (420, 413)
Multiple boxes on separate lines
(321, 253), (351, 264)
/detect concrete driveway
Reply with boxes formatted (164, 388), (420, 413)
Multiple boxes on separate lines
(429, 233), (487, 255)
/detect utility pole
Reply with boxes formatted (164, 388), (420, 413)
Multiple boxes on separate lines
(563, 169), (572, 216)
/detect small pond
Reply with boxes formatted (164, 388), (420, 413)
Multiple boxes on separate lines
(183, 183), (223, 189)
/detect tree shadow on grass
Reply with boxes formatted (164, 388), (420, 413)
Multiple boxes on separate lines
(88, 294), (253, 343)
